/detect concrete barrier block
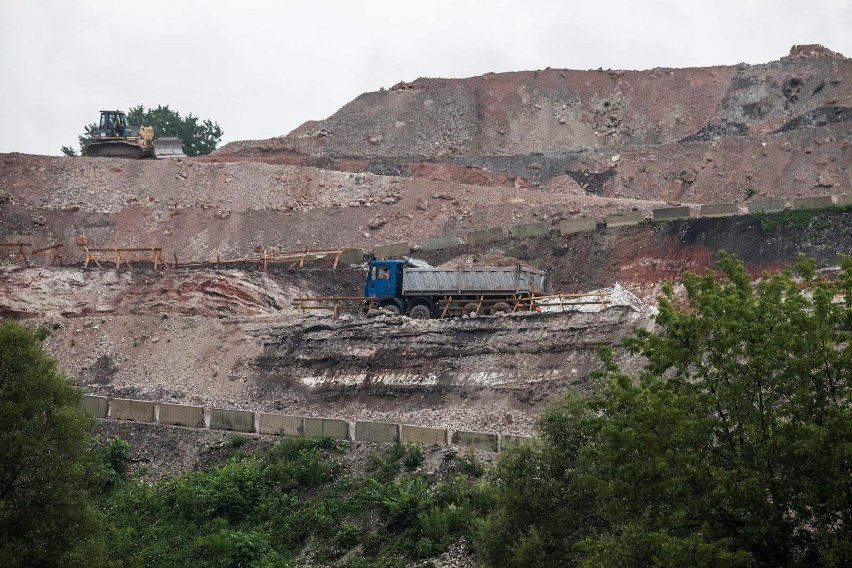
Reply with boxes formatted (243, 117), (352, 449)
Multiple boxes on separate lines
(303, 417), (349, 440)
(451, 430), (498, 452)
(421, 235), (461, 252)
(747, 199), (785, 214)
(82, 395), (109, 418)
(605, 211), (644, 227)
(512, 222), (550, 239)
(837, 194), (852, 206)
(467, 228), (504, 245)
(110, 398), (155, 422)
(653, 206), (691, 221)
(400, 424), (447, 445)
(159, 403), (204, 428)
(373, 242), (410, 259)
(209, 408), (255, 432)
(793, 196), (834, 210)
(258, 413), (303, 436)
(339, 248), (364, 265)
(355, 421), (400, 444)
(700, 203), (738, 217)
(558, 218), (597, 234)
(500, 434), (537, 450)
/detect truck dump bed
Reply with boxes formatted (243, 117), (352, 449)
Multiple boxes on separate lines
(402, 266), (545, 295)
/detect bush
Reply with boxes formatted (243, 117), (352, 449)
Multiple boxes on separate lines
(403, 443), (424, 469)
(228, 433), (247, 448)
(336, 522), (361, 550)
(455, 448), (485, 478)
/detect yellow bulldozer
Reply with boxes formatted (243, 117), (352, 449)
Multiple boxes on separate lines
(84, 110), (186, 159)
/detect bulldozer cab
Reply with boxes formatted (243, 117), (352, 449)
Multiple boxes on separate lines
(98, 110), (129, 137)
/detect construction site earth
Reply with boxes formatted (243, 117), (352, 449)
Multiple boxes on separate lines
(2, 45), (851, 468)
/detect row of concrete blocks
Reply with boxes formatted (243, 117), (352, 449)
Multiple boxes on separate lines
(84, 395), (532, 453)
(353, 194), (851, 259)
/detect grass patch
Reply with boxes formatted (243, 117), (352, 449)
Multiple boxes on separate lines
(755, 205), (851, 236)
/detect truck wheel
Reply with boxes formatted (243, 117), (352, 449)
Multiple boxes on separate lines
(490, 301), (511, 315)
(462, 302), (482, 317)
(408, 304), (432, 320)
(381, 303), (401, 315)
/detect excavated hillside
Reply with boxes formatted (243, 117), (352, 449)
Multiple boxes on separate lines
(1, 45), (851, 436)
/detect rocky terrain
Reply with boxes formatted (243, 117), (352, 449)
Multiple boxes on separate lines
(1, 44), (851, 437)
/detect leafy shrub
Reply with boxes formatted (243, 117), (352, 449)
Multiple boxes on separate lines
(33, 324), (51, 341)
(94, 436), (131, 489)
(368, 475), (428, 529)
(228, 433), (247, 448)
(336, 522), (361, 550)
(418, 504), (467, 546)
(456, 448), (485, 478)
(403, 443), (424, 469)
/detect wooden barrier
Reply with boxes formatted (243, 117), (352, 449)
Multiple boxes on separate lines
(0, 242), (64, 267)
(83, 246), (168, 269)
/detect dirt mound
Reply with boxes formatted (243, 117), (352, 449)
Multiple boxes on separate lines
(782, 44), (846, 61)
(217, 46), (851, 161)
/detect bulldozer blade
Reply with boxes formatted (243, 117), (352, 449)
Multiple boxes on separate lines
(153, 137), (187, 159)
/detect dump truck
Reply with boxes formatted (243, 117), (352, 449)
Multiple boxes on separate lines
(364, 258), (547, 319)
(84, 110), (186, 159)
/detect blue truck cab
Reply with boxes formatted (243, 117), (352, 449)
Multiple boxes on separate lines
(364, 259), (406, 313)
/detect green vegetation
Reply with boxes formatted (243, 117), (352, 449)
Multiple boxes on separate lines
(63, 104), (223, 157)
(478, 253), (852, 567)
(755, 207), (818, 235)
(0, 320), (105, 566)
(756, 205), (852, 236)
(100, 439), (492, 566)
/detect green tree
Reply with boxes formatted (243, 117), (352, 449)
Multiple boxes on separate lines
(0, 320), (104, 566)
(63, 105), (223, 157)
(478, 253), (852, 567)
(127, 105), (223, 156)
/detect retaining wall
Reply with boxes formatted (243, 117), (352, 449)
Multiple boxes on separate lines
(159, 402), (204, 428)
(512, 222), (550, 238)
(258, 413), (303, 436)
(793, 196), (834, 209)
(420, 235), (461, 252)
(110, 398), (155, 422)
(747, 199), (785, 213)
(700, 203), (738, 217)
(451, 430), (499, 452)
(82, 395), (109, 418)
(303, 417), (350, 440)
(209, 408), (255, 432)
(401, 424), (448, 445)
(605, 211), (644, 227)
(359, 193), (844, 260)
(339, 248), (365, 265)
(653, 206), (691, 221)
(373, 242), (410, 259)
(558, 218), (597, 234)
(355, 421), (400, 444)
(92, 395), (527, 453)
(467, 228), (504, 245)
